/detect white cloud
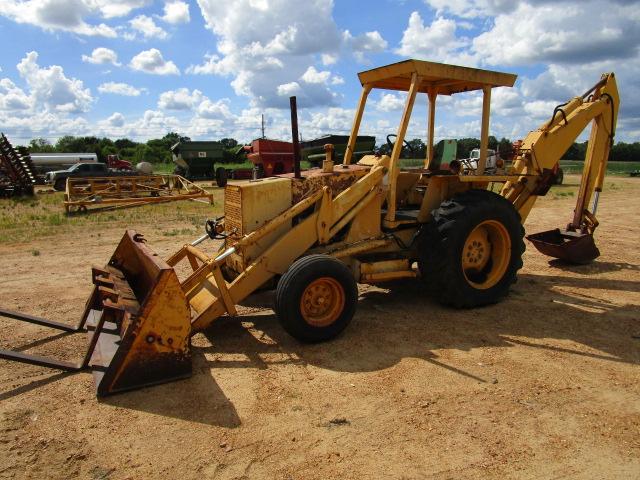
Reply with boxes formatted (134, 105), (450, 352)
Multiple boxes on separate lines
(396, 12), (474, 64)
(161, 0), (190, 24)
(196, 98), (233, 119)
(321, 54), (337, 66)
(299, 66), (343, 86)
(301, 66), (331, 84)
(17, 51), (93, 113)
(344, 30), (388, 62)
(130, 49), (179, 75)
(423, 0), (519, 19)
(276, 82), (301, 97)
(0, 78), (32, 111)
(191, 0), (385, 109)
(107, 112), (125, 126)
(98, 82), (145, 96)
(464, 0), (640, 140)
(523, 99), (558, 120)
(158, 88), (203, 110)
(90, 0), (150, 18)
(0, 0), (145, 37)
(492, 87), (522, 112)
(305, 107), (354, 134)
(376, 93), (405, 112)
(129, 15), (168, 39)
(472, 2), (640, 66)
(82, 47), (121, 66)
(186, 54), (223, 75)
(450, 91), (482, 117)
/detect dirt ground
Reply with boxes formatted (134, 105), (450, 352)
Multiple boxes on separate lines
(0, 175), (638, 479)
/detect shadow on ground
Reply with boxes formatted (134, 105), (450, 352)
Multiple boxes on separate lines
(197, 268), (640, 379)
(2, 263), (638, 426)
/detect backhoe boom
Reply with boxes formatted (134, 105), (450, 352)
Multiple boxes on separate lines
(502, 73), (619, 228)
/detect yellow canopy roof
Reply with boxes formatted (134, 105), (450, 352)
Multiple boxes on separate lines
(358, 59), (517, 95)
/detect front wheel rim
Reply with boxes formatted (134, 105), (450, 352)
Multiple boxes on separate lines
(300, 277), (345, 327)
(461, 220), (511, 290)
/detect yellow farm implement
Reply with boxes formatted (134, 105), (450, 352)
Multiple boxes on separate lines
(63, 174), (213, 214)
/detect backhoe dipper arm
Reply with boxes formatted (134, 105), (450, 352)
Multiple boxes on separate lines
(501, 73), (619, 231)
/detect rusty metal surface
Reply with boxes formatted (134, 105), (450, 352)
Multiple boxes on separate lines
(289, 166), (369, 204)
(0, 286), (104, 371)
(0, 230), (194, 396)
(90, 230), (193, 396)
(290, 96), (302, 179)
(527, 228), (600, 264)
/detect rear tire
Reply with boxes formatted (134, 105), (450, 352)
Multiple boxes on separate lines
(215, 167), (228, 187)
(275, 255), (358, 343)
(418, 189), (525, 308)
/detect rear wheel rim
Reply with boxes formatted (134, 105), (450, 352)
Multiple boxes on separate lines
(300, 277), (345, 327)
(461, 220), (511, 290)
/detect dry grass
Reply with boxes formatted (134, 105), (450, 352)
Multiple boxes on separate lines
(0, 185), (224, 244)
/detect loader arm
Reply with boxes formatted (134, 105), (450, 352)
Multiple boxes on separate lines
(501, 73), (619, 229)
(170, 162), (388, 334)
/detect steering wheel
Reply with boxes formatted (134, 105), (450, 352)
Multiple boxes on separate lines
(386, 134), (414, 156)
(205, 216), (226, 239)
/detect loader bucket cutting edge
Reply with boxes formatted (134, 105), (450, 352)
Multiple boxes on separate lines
(0, 229), (193, 397)
(526, 228), (600, 265)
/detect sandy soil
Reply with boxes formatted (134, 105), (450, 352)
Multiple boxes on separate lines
(0, 176), (638, 479)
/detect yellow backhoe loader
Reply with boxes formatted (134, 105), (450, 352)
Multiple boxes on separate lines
(0, 60), (619, 396)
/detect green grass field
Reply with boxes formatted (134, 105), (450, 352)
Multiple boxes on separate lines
(399, 158), (640, 175)
(559, 160), (640, 175)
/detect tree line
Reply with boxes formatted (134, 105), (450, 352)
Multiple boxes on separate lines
(25, 133), (639, 163)
(26, 133), (239, 164)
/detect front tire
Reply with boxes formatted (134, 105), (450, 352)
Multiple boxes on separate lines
(275, 255), (358, 343)
(54, 178), (66, 191)
(418, 189), (525, 308)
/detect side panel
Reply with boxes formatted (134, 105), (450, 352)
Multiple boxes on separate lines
(225, 178), (293, 265)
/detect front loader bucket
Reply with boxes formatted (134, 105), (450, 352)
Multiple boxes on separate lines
(526, 228), (600, 265)
(89, 230), (192, 396)
(0, 230), (192, 397)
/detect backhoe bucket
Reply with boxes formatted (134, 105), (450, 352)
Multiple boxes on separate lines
(88, 230), (192, 395)
(526, 229), (600, 265)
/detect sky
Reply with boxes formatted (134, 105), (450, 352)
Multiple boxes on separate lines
(0, 0), (638, 146)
